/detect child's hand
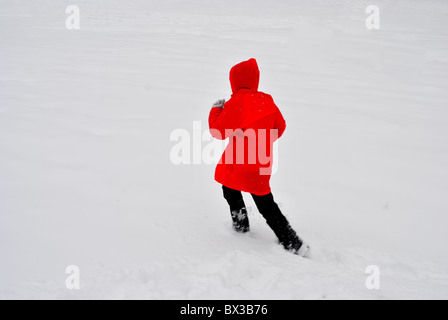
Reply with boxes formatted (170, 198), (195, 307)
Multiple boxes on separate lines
(212, 99), (226, 109)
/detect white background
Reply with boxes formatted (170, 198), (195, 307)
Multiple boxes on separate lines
(1, 0), (447, 299)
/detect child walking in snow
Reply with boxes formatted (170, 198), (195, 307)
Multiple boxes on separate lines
(209, 58), (310, 257)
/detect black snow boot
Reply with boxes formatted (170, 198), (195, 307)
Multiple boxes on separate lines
(279, 224), (310, 257)
(251, 192), (310, 257)
(231, 208), (250, 233)
(223, 186), (250, 233)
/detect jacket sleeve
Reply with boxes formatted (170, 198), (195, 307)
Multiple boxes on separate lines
(274, 108), (286, 140)
(209, 98), (242, 140)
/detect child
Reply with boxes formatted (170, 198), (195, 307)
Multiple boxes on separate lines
(209, 58), (310, 257)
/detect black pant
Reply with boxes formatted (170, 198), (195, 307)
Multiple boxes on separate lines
(222, 186), (302, 251)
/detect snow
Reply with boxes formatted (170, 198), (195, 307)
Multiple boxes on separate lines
(1, 0), (448, 300)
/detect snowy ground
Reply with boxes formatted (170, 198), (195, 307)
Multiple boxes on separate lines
(1, 0), (448, 300)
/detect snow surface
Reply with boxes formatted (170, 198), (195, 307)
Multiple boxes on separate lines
(1, 0), (448, 300)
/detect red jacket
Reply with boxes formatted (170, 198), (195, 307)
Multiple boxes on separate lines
(209, 58), (286, 195)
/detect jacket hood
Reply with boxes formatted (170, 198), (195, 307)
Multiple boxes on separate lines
(230, 58), (260, 94)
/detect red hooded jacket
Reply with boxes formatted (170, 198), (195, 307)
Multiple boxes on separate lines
(209, 58), (286, 195)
